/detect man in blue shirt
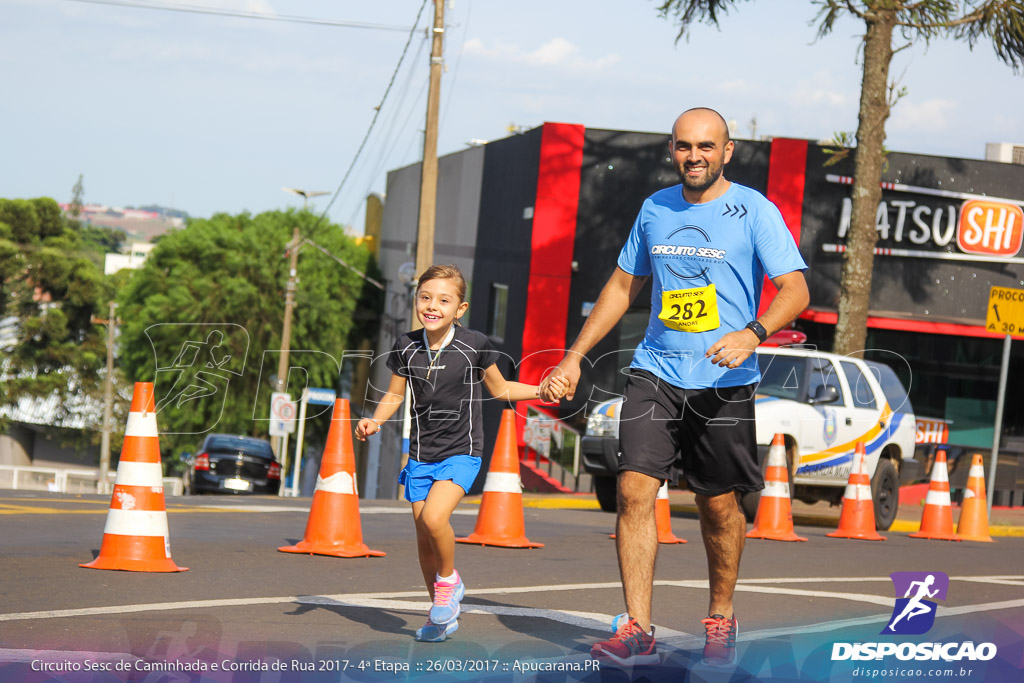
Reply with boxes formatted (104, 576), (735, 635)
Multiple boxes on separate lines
(543, 108), (809, 667)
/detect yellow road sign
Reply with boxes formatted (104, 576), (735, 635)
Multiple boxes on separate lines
(987, 286), (1024, 338)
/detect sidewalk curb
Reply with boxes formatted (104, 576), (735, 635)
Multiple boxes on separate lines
(509, 495), (1024, 538)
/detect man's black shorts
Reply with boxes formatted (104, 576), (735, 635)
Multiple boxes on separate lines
(618, 368), (764, 497)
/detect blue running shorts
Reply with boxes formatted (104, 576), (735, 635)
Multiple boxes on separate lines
(399, 454), (482, 503)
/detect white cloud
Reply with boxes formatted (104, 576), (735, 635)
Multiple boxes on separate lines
(464, 37), (620, 71)
(888, 97), (957, 133)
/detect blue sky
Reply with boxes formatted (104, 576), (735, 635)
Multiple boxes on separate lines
(2, 0), (1022, 229)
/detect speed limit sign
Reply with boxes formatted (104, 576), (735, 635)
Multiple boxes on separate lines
(269, 391), (297, 436)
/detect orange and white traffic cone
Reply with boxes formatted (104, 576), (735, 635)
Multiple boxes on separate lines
(909, 450), (961, 542)
(279, 399), (385, 558)
(747, 434), (807, 542)
(826, 443), (885, 541)
(610, 481), (686, 544)
(956, 453), (994, 542)
(457, 409), (543, 548)
(81, 382), (187, 572)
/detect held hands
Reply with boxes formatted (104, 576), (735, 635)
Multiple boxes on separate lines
(705, 328), (760, 368)
(537, 372), (570, 404)
(539, 355), (583, 403)
(355, 417), (382, 441)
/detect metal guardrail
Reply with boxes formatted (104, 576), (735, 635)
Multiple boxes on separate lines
(0, 464), (183, 497)
(523, 406), (581, 477)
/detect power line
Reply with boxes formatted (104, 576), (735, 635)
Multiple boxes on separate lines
(310, 0), (431, 233)
(344, 77), (430, 231)
(334, 34), (428, 219)
(339, 36), (430, 228)
(64, 0), (415, 32)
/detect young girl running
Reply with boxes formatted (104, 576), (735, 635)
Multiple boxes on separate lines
(355, 265), (566, 643)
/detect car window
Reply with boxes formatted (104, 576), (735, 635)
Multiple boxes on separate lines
(755, 354), (807, 401)
(841, 361), (877, 409)
(205, 436), (273, 457)
(806, 358), (845, 406)
(864, 361), (914, 415)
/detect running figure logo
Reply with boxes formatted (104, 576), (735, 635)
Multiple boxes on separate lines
(145, 323), (250, 434)
(883, 571), (949, 635)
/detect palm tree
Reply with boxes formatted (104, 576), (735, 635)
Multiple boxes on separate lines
(657, 0), (1024, 356)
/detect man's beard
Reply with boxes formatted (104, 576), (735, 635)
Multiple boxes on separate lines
(677, 159), (724, 193)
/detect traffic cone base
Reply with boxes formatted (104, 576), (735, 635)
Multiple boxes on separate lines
(279, 399), (385, 558)
(827, 444), (885, 541)
(747, 434), (807, 542)
(956, 454), (994, 542)
(81, 382), (187, 572)
(909, 450), (961, 542)
(82, 534), (185, 572)
(457, 409), (543, 549)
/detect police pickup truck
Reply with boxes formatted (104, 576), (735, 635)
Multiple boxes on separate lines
(581, 346), (918, 530)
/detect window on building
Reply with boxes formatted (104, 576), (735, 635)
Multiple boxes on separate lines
(489, 284), (508, 342)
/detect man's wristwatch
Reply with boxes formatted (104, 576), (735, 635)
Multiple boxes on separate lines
(745, 320), (768, 344)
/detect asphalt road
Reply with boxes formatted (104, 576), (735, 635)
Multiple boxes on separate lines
(2, 491), (1022, 683)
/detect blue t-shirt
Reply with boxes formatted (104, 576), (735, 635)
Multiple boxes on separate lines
(617, 182), (807, 389)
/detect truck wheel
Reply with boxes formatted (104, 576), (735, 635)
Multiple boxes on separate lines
(593, 475), (617, 513)
(871, 458), (899, 531)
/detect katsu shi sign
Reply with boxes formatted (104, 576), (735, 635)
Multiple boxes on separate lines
(824, 174), (1024, 263)
(958, 200), (1024, 256)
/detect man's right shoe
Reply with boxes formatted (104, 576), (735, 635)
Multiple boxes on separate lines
(701, 613), (739, 666)
(590, 613), (658, 666)
(428, 571), (465, 625)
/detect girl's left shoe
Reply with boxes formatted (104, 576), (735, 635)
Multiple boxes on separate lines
(415, 618), (459, 642)
(429, 571), (465, 625)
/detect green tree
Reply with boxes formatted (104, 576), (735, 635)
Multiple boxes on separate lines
(0, 197), (106, 432)
(656, 0), (1024, 356)
(69, 174), (85, 220)
(116, 209), (381, 456)
(80, 225), (127, 265)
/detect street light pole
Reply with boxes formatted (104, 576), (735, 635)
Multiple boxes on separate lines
(414, 0), (444, 283)
(282, 187), (329, 211)
(272, 187), (325, 463)
(274, 227), (301, 457)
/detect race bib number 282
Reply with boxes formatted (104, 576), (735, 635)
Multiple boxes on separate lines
(658, 283), (720, 332)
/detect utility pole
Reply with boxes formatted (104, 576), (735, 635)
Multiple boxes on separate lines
(92, 301), (118, 494)
(414, 0), (444, 283)
(274, 227), (301, 455)
(399, 1), (444, 501)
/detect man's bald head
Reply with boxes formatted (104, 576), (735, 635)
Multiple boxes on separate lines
(673, 107), (731, 145)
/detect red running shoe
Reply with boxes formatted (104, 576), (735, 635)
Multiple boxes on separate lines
(590, 613), (658, 666)
(701, 614), (739, 665)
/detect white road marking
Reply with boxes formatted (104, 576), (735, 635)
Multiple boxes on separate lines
(3, 576), (1022, 648)
(957, 577), (1024, 587)
(734, 585), (895, 607)
(298, 595), (688, 637)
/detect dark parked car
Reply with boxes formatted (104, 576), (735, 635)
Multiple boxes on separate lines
(183, 434), (281, 495)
